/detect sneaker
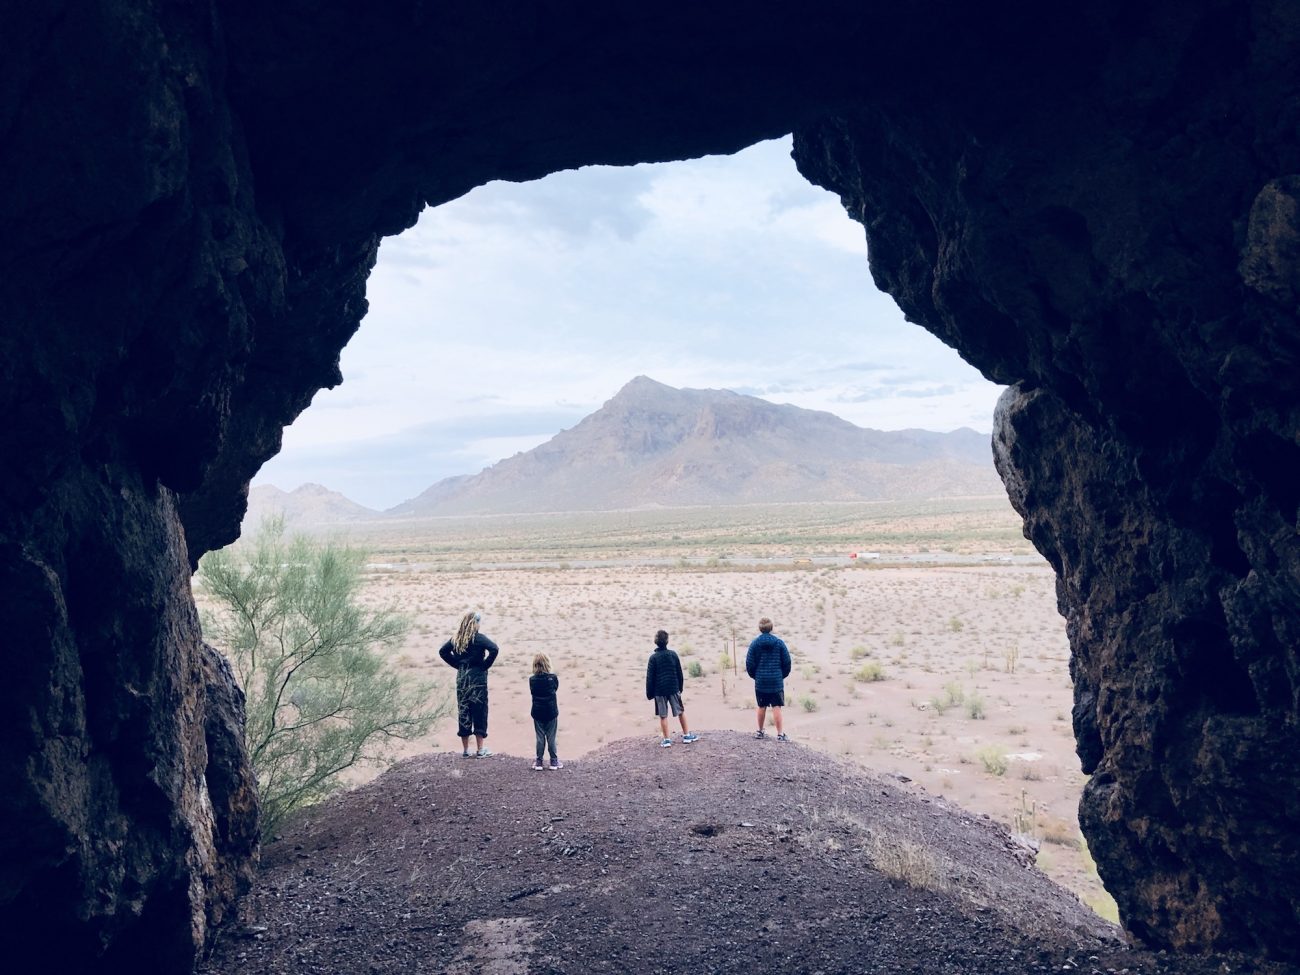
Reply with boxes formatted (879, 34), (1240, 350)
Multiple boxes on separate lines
(533, 761), (544, 771)
(754, 730), (767, 740)
(681, 733), (699, 743)
(462, 750), (473, 758)
(476, 748), (493, 758)
(548, 760), (564, 770)
(776, 733), (789, 742)
(660, 738), (673, 748)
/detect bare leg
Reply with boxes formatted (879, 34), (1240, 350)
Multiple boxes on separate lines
(460, 735), (470, 753)
(773, 707), (784, 735)
(678, 712), (689, 735)
(475, 734), (485, 752)
(755, 706), (767, 731)
(659, 715), (670, 739)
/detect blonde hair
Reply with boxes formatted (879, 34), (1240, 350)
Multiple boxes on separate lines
(532, 653), (552, 675)
(453, 611), (480, 653)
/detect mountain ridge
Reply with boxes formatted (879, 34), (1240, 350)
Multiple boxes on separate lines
(387, 376), (1000, 516)
(249, 377), (1002, 525)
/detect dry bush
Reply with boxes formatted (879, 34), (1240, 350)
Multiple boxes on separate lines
(854, 661), (886, 682)
(976, 746), (1008, 776)
(1040, 817), (1080, 848)
(866, 835), (952, 893)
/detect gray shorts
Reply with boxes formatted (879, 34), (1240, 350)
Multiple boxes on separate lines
(654, 693), (684, 718)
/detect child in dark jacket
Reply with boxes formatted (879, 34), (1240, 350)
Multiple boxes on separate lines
(645, 629), (698, 747)
(529, 653), (561, 770)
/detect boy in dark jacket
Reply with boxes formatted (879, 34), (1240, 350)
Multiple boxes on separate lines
(438, 611), (500, 757)
(645, 629), (697, 747)
(745, 617), (792, 741)
(529, 653), (562, 770)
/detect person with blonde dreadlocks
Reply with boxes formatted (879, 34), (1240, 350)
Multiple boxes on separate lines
(438, 611), (500, 758)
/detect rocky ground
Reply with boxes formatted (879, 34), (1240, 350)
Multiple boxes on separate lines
(201, 734), (1293, 975)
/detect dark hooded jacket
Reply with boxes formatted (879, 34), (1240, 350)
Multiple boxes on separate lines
(745, 632), (791, 694)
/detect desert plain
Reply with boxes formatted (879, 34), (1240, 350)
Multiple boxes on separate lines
(209, 496), (1116, 921)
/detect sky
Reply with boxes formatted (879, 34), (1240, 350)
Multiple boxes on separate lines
(253, 137), (1005, 510)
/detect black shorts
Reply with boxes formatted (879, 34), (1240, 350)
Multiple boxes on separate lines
(756, 690), (785, 709)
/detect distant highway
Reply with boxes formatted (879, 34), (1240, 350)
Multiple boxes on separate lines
(366, 552), (1047, 572)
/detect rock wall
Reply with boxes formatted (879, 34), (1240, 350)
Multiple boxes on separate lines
(0, 0), (1296, 967)
(789, 3), (1300, 955)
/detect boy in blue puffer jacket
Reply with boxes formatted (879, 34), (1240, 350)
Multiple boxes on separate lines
(745, 617), (792, 741)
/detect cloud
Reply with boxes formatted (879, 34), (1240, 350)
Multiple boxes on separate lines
(441, 165), (657, 243)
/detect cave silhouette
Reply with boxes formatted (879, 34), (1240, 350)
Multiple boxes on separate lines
(2, 1), (1298, 970)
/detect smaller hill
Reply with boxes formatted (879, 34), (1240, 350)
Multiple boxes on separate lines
(243, 483), (378, 532)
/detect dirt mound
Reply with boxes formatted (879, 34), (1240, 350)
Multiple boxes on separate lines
(200, 734), (1283, 974)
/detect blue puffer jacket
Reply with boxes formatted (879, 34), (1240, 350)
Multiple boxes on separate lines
(746, 632), (791, 693)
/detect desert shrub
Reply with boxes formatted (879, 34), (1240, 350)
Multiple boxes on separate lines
(1004, 643), (1021, 674)
(1040, 818), (1081, 848)
(930, 681), (964, 714)
(1081, 842), (1121, 923)
(948, 617), (964, 632)
(199, 519), (446, 833)
(799, 693), (819, 712)
(966, 693), (986, 719)
(853, 661), (886, 682)
(976, 746), (1008, 776)
(687, 659), (705, 678)
(717, 651), (733, 672)
(849, 645), (870, 660)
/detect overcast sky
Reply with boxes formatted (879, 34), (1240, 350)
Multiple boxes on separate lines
(253, 137), (1005, 510)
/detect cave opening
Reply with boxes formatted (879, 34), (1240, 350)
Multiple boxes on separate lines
(217, 137), (1125, 918)
(6, 1), (1300, 968)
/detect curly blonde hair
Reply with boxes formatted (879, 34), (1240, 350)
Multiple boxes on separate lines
(532, 653), (552, 674)
(453, 611), (480, 653)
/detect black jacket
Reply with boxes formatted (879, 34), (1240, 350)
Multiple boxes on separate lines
(529, 672), (560, 721)
(645, 646), (684, 700)
(439, 633), (499, 690)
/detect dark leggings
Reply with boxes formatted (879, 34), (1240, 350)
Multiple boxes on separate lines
(534, 717), (558, 762)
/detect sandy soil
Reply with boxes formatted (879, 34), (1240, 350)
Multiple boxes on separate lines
(355, 558), (1107, 917)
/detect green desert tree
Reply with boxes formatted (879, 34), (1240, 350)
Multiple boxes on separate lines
(198, 519), (445, 833)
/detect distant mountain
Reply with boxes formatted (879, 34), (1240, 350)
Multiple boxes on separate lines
(243, 483), (378, 532)
(387, 376), (1001, 516)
